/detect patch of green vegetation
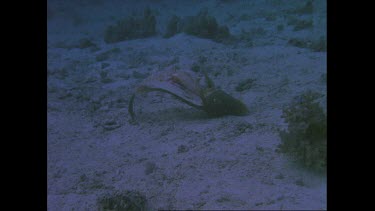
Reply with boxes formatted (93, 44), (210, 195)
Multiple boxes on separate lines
(97, 190), (147, 211)
(104, 8), (156, 44)
(278, 91), (326, 172)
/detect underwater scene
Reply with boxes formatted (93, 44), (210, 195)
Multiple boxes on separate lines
(47, 0), (327, 210)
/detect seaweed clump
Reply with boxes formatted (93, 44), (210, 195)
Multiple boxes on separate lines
(278, 91), (326, 172)
(164, 9), (234, 43)
(104, 8), (156, 44)
(97, 190), (147, 211)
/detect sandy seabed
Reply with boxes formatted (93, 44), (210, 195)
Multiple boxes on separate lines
(47, 0), (327, 210)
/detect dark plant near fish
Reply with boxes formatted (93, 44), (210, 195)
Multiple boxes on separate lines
(278, 91), (326, 172)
